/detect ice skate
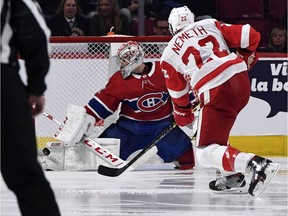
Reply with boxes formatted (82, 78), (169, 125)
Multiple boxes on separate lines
(173, 148), (195, 170)
(247, 156), (280, 197)
(209, 172), (247, 194)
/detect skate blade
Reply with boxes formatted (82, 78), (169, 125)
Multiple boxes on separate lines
(211, 188), (248, 194)
(253, 163), (280, 198)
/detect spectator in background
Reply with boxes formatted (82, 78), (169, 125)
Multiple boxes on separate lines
(123, 0), (138, 16)
(142, 16), (171, 54)
(120, 0), (139, 21)
(153, 16), (170, 36)
(89, 0), (130, 36)
(47, 0), (88, 36)
(116, 0), (133, 25)
(267, 26), (287, 53)
(132, 15), (170, 36)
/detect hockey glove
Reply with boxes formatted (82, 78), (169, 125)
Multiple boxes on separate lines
(236, 48), (259, 70)
(173, 103), (195, 128)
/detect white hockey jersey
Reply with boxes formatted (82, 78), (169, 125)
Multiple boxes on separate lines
(160, 18), (260, 106)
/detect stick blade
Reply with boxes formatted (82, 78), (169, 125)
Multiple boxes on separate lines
(97, 146), (158, 177)
(98, 165), (125, 177)
(97, 124), (175, 177)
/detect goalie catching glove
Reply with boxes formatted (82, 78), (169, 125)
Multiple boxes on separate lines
(173, 103), (195, 128)
(236, 48), (258, 70)
(54, 104), (95, 146)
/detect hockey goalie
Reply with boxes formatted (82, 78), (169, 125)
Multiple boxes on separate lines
(41, 105), (121, 171)
(42, 41), (198, 171)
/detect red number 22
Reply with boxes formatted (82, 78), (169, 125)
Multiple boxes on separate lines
(181, 35), (228, 68)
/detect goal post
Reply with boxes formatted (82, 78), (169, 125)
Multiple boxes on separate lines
(35, 36), (171, 150)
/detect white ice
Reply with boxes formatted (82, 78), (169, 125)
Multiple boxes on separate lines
(1, 157), (287, 216)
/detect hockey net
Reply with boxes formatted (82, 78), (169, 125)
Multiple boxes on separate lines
(36, 36), (171, 151)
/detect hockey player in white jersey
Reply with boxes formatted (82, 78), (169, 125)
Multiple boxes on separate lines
(160, 6), (280, 197)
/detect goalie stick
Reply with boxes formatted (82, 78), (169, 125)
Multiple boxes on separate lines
(42, 111), (127, 168)
(97, 106), (200, 177)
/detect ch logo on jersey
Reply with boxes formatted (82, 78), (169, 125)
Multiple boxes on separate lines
(137, 92), (166, 112)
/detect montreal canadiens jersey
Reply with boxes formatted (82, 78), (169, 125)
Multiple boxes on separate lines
(160, 18), (260, 106)
(85, 61), (173, 122)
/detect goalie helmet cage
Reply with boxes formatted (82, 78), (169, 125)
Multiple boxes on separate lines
(36, 36), (171, 150)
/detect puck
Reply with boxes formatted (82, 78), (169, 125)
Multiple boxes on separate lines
(43, 148), (51, 156)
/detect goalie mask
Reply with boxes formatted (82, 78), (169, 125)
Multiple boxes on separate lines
(116, 41), (144, 79)
(168, 6), (194, 36)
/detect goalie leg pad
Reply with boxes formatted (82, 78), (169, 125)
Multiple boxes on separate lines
(40, 142), (65, 171)
(41, 139), (121, 171)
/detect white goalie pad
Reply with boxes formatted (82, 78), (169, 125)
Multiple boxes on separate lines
(39, 142), (65, 171)
(40, 138), (120, 171)
(54, 104), (95, 146)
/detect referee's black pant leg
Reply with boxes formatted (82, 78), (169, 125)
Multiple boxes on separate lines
(1, 66), (61, 216)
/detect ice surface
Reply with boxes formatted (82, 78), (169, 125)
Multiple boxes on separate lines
(1, 158), (287, 216)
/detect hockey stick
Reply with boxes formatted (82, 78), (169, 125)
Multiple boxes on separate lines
(98, 104), (200, 177)
(97, 122), (177, 177)
(42, 111), (126, 168)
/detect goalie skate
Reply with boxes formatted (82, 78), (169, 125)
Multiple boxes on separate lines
(247, 156), (280, 197)
(209, 173), (248, 194)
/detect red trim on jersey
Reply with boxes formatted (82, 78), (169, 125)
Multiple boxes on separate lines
(194, 57), (243, 92)
(161, 60), (191, 107)
(222, 146), (241, 172)
(215, 21), (260, 51)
